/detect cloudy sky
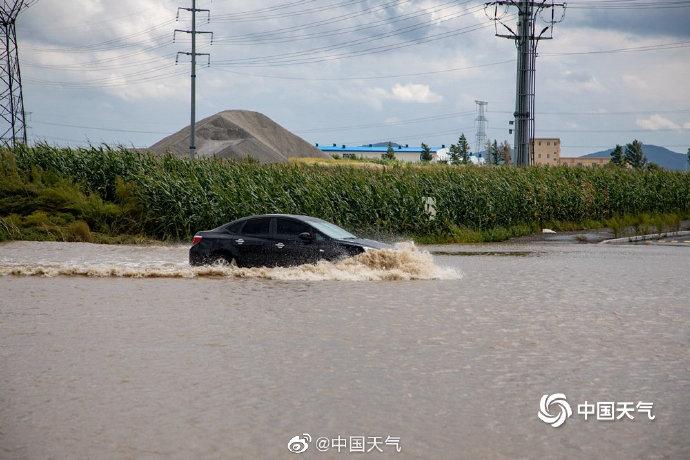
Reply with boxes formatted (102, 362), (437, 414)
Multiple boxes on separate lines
(18, 0), (690, 156)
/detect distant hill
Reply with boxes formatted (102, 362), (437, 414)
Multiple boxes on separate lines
(583, 144), (688, 171)
(369, 142), (403, 148)
(149, 110), (327, 163)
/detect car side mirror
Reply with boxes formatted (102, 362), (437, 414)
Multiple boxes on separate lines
(298, 232), (313, 242)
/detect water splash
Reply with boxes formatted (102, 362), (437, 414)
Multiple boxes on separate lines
(0, 243), (461, 281)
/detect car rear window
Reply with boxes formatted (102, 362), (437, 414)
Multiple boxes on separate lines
(276, 218), (311, 237)
(241, 218), (271, 236)
(226, 221), (244, 234)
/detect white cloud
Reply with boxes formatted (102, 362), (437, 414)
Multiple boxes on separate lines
(17, 0), (690, 150)
(621, 74), (648, 91)
(390, 83), (442, 103)
(341, 82), (442, 110)
(557, 70), (605, 93)
(636, 114), (683, 131)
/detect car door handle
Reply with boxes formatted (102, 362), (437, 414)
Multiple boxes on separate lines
(235, 239), (244, 245)
(275, 242), (285, 249)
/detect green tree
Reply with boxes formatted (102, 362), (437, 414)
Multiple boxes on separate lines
(610, 144), (624, 166)
(420, 143), (433, 162)
(687, 147), (690, 171)
(448, 134), (471, 165)
(383, 141), (396, 160)
(624, 139), (647, 169)
(457, 134), (471, 164)
(448, 133), (470, 165)
(486, 140), (501, 165)
(448, 143), (460, 165)
(498, 141), (511, 165)
(485, 140), (494, 165)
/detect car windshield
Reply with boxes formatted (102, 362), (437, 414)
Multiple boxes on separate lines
(308, 220), (357, 239)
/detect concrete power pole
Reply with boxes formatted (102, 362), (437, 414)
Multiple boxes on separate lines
(484, 1), (566, 166)
(474, 100), (488, 157)
(0, 1), (37, 147)
(175, 1), (212, 159)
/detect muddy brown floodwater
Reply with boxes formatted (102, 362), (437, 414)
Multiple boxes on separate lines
(0, 241), (688, 459)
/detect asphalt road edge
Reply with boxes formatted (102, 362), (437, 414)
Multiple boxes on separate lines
(599, 230), (690, 245)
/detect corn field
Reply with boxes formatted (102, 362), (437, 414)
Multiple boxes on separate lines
(2, 144), (689, 241)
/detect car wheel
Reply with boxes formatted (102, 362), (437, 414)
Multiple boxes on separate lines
(222, 256), (239, 267)
(212, 253), (239, 267)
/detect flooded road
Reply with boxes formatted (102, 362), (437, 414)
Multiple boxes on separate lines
(1, 241), (689, 459)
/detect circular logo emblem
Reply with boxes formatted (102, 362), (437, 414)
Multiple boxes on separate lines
(538, 393), (572, 427)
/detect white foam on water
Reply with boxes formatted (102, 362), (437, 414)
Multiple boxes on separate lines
(0, 243), (462, 282)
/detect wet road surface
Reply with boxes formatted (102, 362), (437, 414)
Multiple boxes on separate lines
(1, 241), (688, 459)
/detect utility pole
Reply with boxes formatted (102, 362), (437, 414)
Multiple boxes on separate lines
(474, 100), (488, 157)
(0, 1), (37, 147)
(484, 1), (566, 166)
(175, 0), (212, 159)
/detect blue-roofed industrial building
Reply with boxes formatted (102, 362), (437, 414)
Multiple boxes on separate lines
(316, 143), (450, 163)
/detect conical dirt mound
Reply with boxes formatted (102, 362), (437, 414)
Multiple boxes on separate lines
(148, 110), (327, 163)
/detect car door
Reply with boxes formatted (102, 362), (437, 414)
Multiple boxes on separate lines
(209, 220), (245, 261)
(274, 217), (323, 266)
(235, 217), (273, 267)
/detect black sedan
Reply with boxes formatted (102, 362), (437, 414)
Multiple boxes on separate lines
(189, 214), (390, 267)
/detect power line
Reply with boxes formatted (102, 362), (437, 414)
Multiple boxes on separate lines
(22, 1), (689, 88)
(30, 108), (690, 137)
(31, 119), (171, 135)
(297, 111), (477, 134)
(212, 59), (516, 81)
(213, 0), (464, 45)
(542, 40), (690, 56)
(208, 35), (690, 79)
(27, 36), (689, 85)
(24, 19), (177, 53)
(214, 21), (496, 68)
(213, 4), (489, 66)
(29, 5), (165, 33)
(213, 0), (319, 20)
(569, 0), (690, 10)
(213, 0), (374, 22)
(24, 64), (183, 88)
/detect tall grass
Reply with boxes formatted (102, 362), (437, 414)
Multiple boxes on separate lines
(2, 144), (689, 241)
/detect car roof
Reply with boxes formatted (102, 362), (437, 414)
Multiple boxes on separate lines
(231, 214), (325, 223)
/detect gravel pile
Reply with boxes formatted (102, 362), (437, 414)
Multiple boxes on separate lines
(148, 110), (327, 163)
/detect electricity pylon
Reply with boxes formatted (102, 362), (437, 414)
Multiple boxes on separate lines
(485, 1), (566, 166)
(474, 100), (488, 156)
(175, 0), (213, 159)
(1, 0), (37, 147)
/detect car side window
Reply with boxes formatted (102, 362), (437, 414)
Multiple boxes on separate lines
(276, 218), (312, 238)
(226, 221), (244, 234)
(241, 218), (271, 236)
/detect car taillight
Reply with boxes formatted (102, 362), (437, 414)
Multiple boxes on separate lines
(192, 235), (203, 245)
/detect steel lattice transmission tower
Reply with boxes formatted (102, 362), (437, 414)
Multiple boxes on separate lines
(484, 1), (566, 166)
(174, 0), (213, 159)
(0, 0), (37, 147)
(474, 100), (488, 156)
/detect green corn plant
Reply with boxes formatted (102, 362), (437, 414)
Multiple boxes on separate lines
(2, 145), (689, 241)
